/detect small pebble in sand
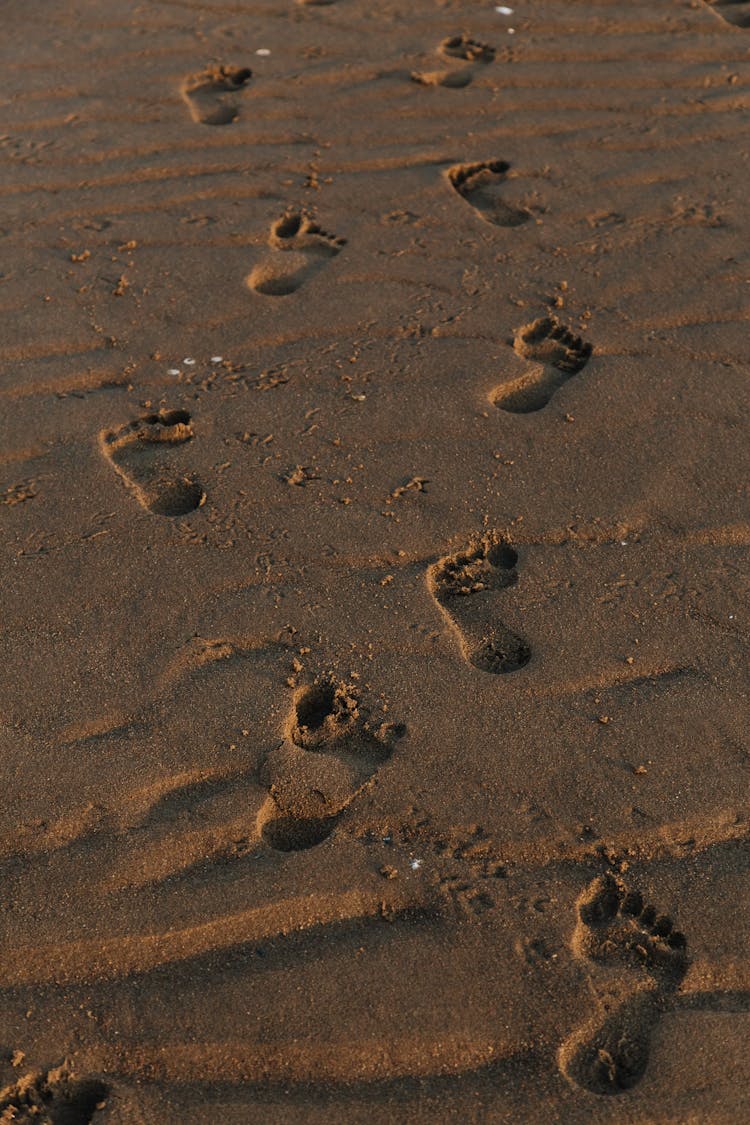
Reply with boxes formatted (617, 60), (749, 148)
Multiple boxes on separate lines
(183, 357), (196, 366)
(210, 355), (223, 363)
(496, 5), (514, 12)
(256, 48), (271, 56)
(167, 368), (180, 376)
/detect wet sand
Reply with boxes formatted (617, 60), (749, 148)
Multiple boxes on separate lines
(1, 0), (749, 1120)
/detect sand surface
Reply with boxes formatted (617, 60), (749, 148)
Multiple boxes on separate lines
(1, 0), (749, 1120)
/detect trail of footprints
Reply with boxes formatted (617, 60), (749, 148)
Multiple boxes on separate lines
(84, 12), (735, 1103)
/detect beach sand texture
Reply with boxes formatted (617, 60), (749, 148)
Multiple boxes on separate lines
(0, 0), (749, 1120)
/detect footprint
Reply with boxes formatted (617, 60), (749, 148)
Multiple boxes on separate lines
(705, 0), (750, 28)
(412, 35), (495, 89)
(99, 410), (205, 517)
(559, 874), (688, 1096)
(259, 678), (403, 851)
(492, 316), (593, 413)
(0, 1056), (108, 1123)
(428, 534), (531, 674)
(246, 212), (346, 297)
(180, 64), (252, 126)
(446, 160), (531, 227)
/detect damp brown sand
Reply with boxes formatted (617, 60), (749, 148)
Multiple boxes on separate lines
(0, 0), (749, 1121)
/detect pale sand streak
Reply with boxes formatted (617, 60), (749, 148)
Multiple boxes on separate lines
(682, 958), (750, 998)
(0, 888), (427, 987)
(85, 1032), (518, 1086)
(75, 960), (750, 1087)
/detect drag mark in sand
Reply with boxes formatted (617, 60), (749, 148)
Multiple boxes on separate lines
(259, 678), (404, 850)
(247, 212), (346, 296)
(558, 874), (688, 1096)
(180, 64), (252, 126)
(446, 160), (531, 227)
(493, 316), (593, 413)
(99, 410), (204, 516)
(428, 534), (531, 673)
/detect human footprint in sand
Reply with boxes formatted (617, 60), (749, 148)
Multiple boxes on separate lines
(258, 677), (403, 851)
(247, 212), (346, 296)
(559, 873), (688, 1096)
(412, 34), (495, 89)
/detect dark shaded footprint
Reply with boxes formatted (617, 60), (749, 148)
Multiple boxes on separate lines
(247, 212), (346, 297)
(0, 1056), (108, 1123)
(259, 677), (404, 851)
(705, 0), (750, 28)
(559, 874), (688, 1096)
(99, 410), (205, 517)
(412, 34), (495, 88)
(428, 534), (531, 674)
(493, 316), (593, 413)
(447, 160), (531, 227)
(180, 64), (252, 126)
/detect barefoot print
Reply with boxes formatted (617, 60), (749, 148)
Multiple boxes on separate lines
(246, 212), (346, 296)
(492, 316), (593, 413)
(0, 1056), (108, 1124)
(412, 34), (495, 89)
(559, 874), (688, 1096)
(428, 534), (531, 674)
(99, 410), (205, 517)
(447, 160), (531, 227)
(259, 677), (404, 850)
(180, 64), (252, 126)
(704, 1), (750, 29)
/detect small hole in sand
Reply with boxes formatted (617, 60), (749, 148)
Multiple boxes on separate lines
(295, 682), (336, 731)
(262, 814), (336, 852)
(275, 213), (303, 239)
(486, 543), (518, 569)
(148, 478), (204, 517)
